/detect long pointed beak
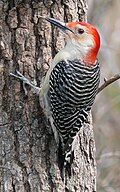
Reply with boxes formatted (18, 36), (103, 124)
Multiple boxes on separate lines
(45, 17), (74, 33)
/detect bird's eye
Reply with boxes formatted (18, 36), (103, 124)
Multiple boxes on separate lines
(78, 28), (84, 34)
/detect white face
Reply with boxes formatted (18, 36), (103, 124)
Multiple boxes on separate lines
(66, 24), (95, 52)
(53, 21), (100, 64)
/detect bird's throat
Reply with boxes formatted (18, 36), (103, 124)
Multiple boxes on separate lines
(53, 45), (98, 67)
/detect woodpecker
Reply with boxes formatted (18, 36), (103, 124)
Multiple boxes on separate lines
(40, 18), (100, 178)
(10, 17), (100, 180)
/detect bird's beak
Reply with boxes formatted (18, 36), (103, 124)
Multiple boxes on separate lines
(45, 17), (74, 34)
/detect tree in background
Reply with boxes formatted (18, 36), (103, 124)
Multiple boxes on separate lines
(0, 0), (97, 191)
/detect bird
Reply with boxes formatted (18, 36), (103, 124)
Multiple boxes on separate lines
(39, 17), (100, 179)
(10, 17), (100, 180)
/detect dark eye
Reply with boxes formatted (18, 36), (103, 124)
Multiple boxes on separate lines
(78, 28), (84, 34)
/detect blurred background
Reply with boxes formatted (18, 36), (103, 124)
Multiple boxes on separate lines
(88, 0), (120, 191)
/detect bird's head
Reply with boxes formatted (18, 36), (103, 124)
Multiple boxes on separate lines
(45, 17), (100, 65)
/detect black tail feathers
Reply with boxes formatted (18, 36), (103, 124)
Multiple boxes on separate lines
(58, 137), (74, 180)
(65, 150), (74, 177)
(58, 138), (65, 180)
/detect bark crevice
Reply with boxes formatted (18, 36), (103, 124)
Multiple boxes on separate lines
(0, 1), (97, 191)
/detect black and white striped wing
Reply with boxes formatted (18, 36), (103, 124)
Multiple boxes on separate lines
(49, 59), (100, 143)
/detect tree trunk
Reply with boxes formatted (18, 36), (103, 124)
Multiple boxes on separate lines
(0, 0), (96, 191)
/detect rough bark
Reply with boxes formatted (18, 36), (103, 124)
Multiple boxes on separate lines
(0, 0), (96, 191)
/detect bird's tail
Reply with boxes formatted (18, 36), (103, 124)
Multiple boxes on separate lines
(58, 138), (65, 181)
(58, 137), (74, 180)
(64, 137), (74, 177)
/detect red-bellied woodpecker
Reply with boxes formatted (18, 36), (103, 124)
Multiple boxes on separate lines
(40, 18), (100, 178)
(10, 17), (100, 180)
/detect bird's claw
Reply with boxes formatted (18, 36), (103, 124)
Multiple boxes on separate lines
(10, 70), (40, 95)
(10, 70), (35, 86)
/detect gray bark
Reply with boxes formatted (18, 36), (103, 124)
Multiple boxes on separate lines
(0, 0), (96, 191)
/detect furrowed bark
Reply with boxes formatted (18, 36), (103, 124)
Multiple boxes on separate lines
(0, 1), (96, 191)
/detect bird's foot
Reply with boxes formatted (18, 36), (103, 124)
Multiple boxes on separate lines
(10, 70), (40, 96)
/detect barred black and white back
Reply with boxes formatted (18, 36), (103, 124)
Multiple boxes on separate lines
(49, 59), (100, 178)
